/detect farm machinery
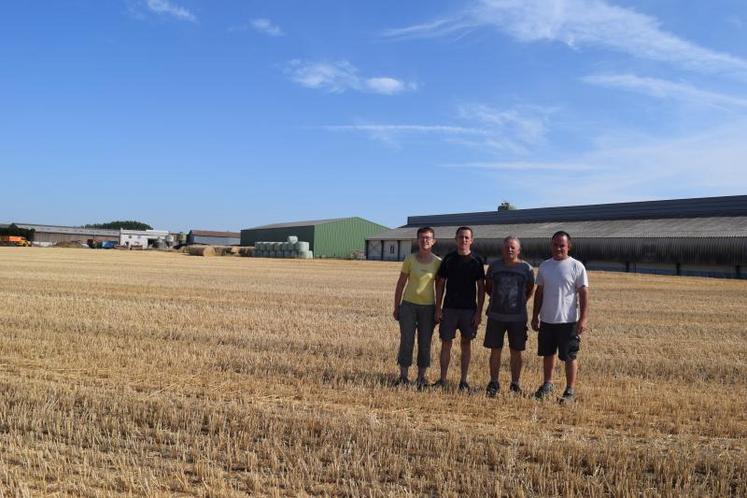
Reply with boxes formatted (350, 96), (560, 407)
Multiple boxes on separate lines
(0, 235), (31, 247)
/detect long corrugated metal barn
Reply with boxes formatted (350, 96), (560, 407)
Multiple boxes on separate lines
(241, 217), (388, 259)
(366, 195), (747, 279)
(16, 224), (119, 245)
(187, 230), (241, 246)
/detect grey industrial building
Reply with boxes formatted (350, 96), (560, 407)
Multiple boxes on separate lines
(15, 224), (119, 245)
(187, 230), (241, 246)
(366, 195), (747, 279)
(241, 217), (388, 259)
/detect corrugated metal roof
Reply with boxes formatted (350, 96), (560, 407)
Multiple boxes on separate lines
(16, 224), (120, 237)
(368, 217), (747, 240)
(247, 217), (355, 230)
(407, 195), (747, 226)
(189, 230), (240, 237)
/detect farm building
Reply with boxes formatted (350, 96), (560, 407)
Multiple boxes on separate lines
(8, 224), (172, 248)
(119, 229), (170, 248)
(241, 217), (388, 259)
(366, 195), (747, 279)
(15, 224), (119, 246)
(187, 230), (240, 246)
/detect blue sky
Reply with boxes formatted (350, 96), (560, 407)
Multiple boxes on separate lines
(2, 1), (746, 231)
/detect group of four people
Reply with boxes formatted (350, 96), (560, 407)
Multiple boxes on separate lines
(393, 226), (589, 403)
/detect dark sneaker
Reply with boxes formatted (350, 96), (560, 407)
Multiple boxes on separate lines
(486, 381), (499, 398)
(559, 387), (575, 404)
(458, 381), (471, 393)
(509, 383), (522, 395)
(534, 382), (554, 400)
(431, 379), (447, 389)
(394, 377), (410, 387)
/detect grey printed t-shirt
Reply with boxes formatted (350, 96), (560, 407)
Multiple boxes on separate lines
(486, 260), (535, 321)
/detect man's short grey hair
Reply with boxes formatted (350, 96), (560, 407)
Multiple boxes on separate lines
(503, 235), (521, 248)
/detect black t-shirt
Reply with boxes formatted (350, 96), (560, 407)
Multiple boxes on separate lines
(437, 251), (485, 310)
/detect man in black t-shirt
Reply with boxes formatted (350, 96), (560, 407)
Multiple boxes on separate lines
(433, 226), (486, 391)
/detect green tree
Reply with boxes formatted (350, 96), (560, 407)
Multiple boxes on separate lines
(84, 221), (153, 230)
(0, 223), (35, 240)
(498, 201), (516, 211)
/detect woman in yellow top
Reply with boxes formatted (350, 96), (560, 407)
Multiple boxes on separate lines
(393, 227), (441, 388)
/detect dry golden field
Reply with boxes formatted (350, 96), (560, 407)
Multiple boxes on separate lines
(0, 247), (745, 497)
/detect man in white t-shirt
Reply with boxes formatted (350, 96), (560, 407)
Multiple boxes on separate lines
(530, 231), (589, 403)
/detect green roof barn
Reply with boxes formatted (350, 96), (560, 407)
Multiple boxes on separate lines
(241, 217), (388, 259)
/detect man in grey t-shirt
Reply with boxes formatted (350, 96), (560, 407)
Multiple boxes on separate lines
(483, 236), (535, 397)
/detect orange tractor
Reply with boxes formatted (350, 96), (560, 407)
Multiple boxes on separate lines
(0, 235), (31, 247)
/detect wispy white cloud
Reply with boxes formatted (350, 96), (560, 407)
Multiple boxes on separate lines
(465, 121), (747, 203)
(441, 161), (592, 171)
(322, 103), (554, 152)
(365, 77), (413, 95)
(251, 18), (284, 36)
(384, 0), (747, 78)
(582, 73), (747, 109)
(145, 0), (196, 22)
(727, 16), (745, 30)
(285, 60), (417, 95)
(323, 124), (486, 147)
(457, 104), (553, 152)
(324, 124), (487, 136)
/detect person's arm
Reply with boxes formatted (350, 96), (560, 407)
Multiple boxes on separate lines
(473, 279), (485, 327)
(393, 272), (408, 320)
(577, 286), (589, 335)
(485, 278), (493, 296)
(434, 277), (445, 323)
(525, 280), (535, 301)
(525, 264), (536, 301)
(531, 284), (543, 331)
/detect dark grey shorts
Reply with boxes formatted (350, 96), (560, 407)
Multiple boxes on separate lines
(439, 308), (476, 341)
(538, 322), (580, 361)
(484, 319), (528, 351)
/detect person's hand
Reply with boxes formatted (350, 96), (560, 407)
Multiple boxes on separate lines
(531, 316), (540, 331)
(393, 306), (399, 321)
(434, 307), (442, 324)
(577, 317), (588, 335)
(472, 310), (482, 328)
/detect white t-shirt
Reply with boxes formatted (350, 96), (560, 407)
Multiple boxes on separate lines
(536, 256), (588, 324)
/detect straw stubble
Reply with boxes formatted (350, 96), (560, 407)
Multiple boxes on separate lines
(0, 248), (744, 496)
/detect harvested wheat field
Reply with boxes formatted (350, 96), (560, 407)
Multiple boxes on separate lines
(0, 248), (745, 497)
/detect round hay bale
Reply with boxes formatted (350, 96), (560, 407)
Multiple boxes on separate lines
(299, 250), (313, 259)
(295, 241), (310, 252)
(287, 235), (298, 244)
(188, 246), (215, 257)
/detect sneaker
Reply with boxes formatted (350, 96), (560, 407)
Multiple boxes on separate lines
(431, 379), (447, 389)
(559, 387), (575, 404)
(534, 382), (554, 400)
(394, 377), (410, 387)
(486, 381), (499, 398)
(509, 383), (522, 395)
(458, 381), (471, 393)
